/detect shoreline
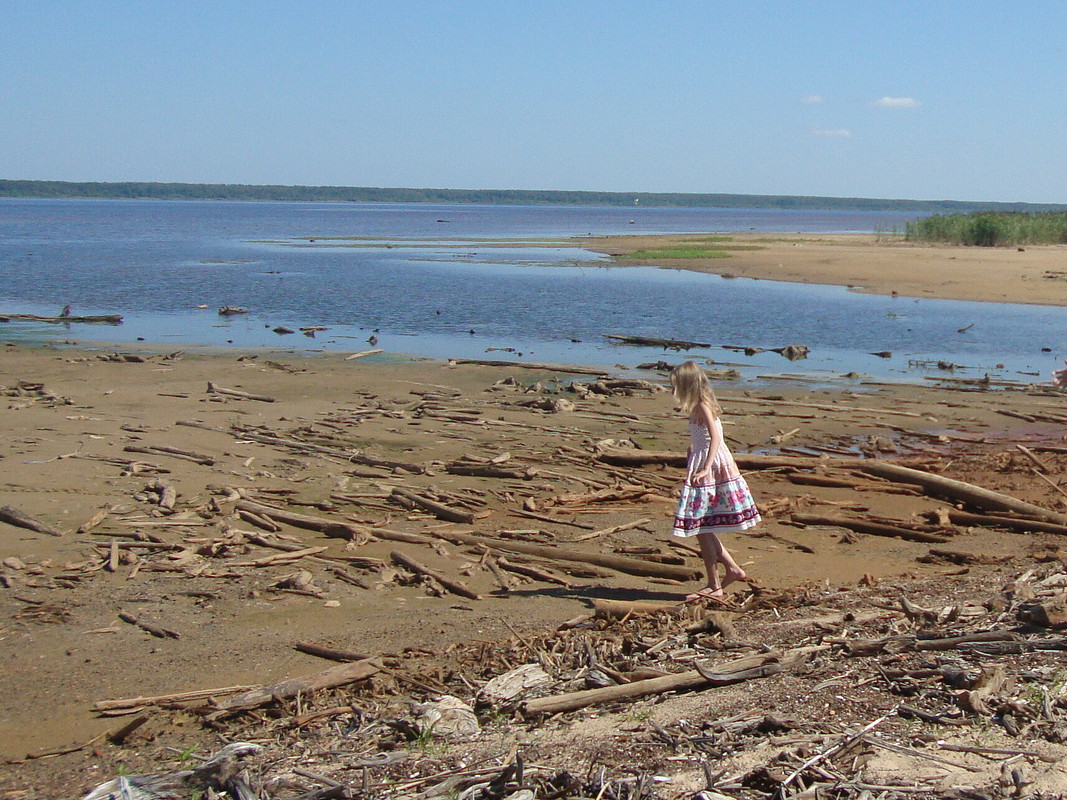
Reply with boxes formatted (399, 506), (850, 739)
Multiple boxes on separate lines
(581, 231), (1067, 307)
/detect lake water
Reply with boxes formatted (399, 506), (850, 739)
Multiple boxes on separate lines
(1, 198), (1064, 384)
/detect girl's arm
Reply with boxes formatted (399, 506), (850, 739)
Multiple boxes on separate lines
(691, 403), (722, 483)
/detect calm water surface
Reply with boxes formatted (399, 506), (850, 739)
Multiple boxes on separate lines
(1, 198), (1064, 383)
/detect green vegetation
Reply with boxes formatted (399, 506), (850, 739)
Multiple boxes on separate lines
(905, 211), (1067, 246)
(3, 179), (1066, 213)
(626, 246), (735, 259)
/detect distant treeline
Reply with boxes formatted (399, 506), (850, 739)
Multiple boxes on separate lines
(2, 179), (1066, 213)
(905, 211), (1067, 246)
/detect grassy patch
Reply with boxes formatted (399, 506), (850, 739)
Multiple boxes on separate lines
(905, 211), (1067, 246)
(626, 246), (735, 259)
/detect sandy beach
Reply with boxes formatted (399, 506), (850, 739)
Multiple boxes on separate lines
(4, 236), (1067, 798)
(584, 232), (1067, 307)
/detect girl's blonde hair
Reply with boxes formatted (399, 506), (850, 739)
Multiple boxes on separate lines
(670, 361), (722, 415)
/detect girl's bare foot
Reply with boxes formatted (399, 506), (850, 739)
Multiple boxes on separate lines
(720, 567), (747, 589)
(685, 586), (725, 602)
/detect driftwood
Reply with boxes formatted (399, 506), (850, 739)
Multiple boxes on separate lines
(495, 556), (572, 587)
(235, 499), (365, 540)
(597, 446), (1067, 526)
(0, 312), (122, 324)
(123, 444), (215, 466)
(448, 358), (608, 376)
(390, 488), (476, 525)
(422, 529), (702, 582)
(206, 382), (276, 403)
(790, 513), (949, 544)
(391, 550), (481, 600)
(206, 657), (381, 719)
(522, 647), (820, 716)
(118, 611), (180, 640)
(604, 334), (711, 350)
(294, 641), (369, 662)
(934, 509), (1067, 537)
(592, 599), (680, 619)
(0, 505), (63, 536)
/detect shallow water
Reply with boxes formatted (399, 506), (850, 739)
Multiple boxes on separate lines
(1, 198), (1064, 383)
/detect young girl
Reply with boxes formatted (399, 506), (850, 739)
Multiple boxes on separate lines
(670, 361), (761, 601)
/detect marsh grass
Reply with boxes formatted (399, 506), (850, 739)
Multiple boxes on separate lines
(626, 236), (765, 259)
(905, 211), (1067, 246)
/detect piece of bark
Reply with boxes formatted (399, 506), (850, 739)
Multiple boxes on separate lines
(206, 658), (381, 719)
(391, 550), (481, 600)
(1017, 592), (1067, 628)
(0, 505), (63, 537)
(77, 507), (111, 534)
(206, 382), (276, 402)
(390, 488), (475, 525)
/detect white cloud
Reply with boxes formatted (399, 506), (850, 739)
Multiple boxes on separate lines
(812, 127), (851, 138)
(874, 96), (921, 109)
(801, 95), (824, 104)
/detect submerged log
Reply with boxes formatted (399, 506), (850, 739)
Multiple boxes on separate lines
(0, 312), (122, 325)
(604, 334), (712, 350)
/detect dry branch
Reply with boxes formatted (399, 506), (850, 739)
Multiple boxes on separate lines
(391, 550), (481, 600)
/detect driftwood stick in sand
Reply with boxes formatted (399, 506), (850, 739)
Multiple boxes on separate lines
(206, 382), (276, 402)
(495, 556), (573, 587)
(236, 499), (366, 540)
(522, 648), (820, 716)
(390, 488), (475, 525)
(427, 529), (702, 582)
(790, 513), (949, 544)
(123, 444), (215, 466)
(206, 658), (381, 719)
(0, 505), (63, 537)
(118, 611), (180, 640)
(1016, 444), (1052, 473)
(571, 517), (654, 541)
(508, 508), (596, 530)
(391, 550), (481, 600)
(345, 348), (383, 360)
(93, 684), (258, 713)
(76, 507), (111, 534)
(294, 641), (369, 662)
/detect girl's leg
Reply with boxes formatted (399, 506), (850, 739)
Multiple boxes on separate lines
(690, 532), (747, 599)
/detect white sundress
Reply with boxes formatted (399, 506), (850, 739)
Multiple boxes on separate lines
(671, 418), (761, 537)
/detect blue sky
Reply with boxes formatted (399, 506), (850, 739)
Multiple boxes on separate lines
(3, 1), (1066, 202)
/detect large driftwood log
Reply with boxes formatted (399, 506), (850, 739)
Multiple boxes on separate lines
(206, 382), (276, 402)
(206, 658), (381, 719)
(522, 647), (821, 716)
(604, 334), (711, 350)
(0, 505), (63, 536)
(0, 312), (122, 324)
